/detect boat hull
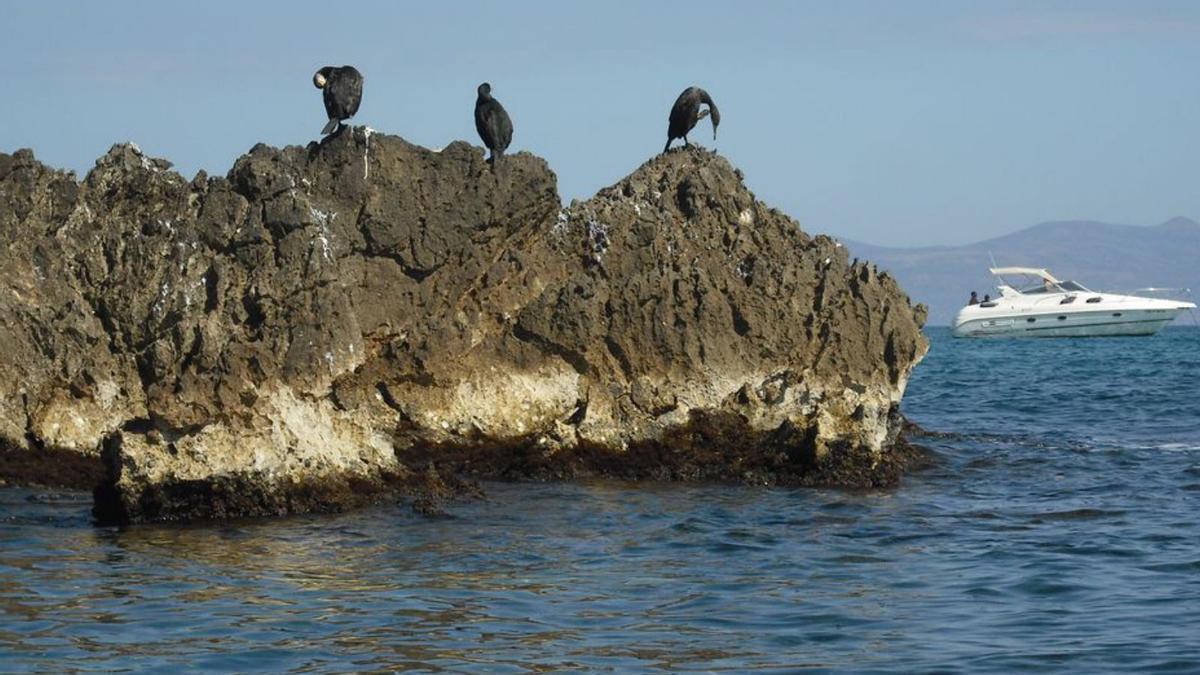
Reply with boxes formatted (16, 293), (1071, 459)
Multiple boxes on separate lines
(952, 308), (1187, 338)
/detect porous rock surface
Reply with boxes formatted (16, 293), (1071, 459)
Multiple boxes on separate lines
(0, 132), (927, 523)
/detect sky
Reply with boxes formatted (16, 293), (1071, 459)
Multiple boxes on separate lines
(1, 1), (1197, 247)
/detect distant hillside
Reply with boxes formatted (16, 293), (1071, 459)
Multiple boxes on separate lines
(841, 217), (1200, 326)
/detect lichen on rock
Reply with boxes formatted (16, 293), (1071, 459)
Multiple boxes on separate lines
(0, 132), (927, 524)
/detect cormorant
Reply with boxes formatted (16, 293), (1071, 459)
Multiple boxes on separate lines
(475, 82), (513, 164)
(313, 66), (363, 135)
(664, 86), (720, 153)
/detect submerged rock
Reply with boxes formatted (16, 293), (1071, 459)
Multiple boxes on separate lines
(0, 134), (927, 523)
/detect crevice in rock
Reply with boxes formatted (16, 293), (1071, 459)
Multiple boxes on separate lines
(365, 251), (438, 283)
(240, 293), (266, 336)
(883, 333), (900, 385)
(565, 398), (588, 426)
(731, 304), (751, 337)
(120, 417), (154, 434)
(512, 323), (590, 376)
(812, 264), (829, 315)
(375, 381), (414, 423)
(204, 264), (219, 313)
(603, 336), (633, 380)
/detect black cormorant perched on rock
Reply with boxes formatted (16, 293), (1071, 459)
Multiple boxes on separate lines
(664, 86), (720, 153)
(474, 82), (513, 164)
(313, 66), (363, 135)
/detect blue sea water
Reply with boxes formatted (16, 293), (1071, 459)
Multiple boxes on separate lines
(2, 327), (1199, 672)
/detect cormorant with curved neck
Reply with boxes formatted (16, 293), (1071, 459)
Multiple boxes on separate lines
(475, 82), (513, 164)
(663, 86), (720, 153)
(313, 65), (363, 135)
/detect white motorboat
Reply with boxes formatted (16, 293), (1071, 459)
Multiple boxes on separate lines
(953, 267), (1195, 338)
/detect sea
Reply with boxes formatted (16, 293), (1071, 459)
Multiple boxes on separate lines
(3, 326), (1199, 672)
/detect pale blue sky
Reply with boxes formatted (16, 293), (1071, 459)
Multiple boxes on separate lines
(2, 1), (1197, 246)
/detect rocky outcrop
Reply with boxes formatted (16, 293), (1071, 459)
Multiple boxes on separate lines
(0, 132), (927, 523)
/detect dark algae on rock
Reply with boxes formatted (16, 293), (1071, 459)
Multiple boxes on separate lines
(0, 134), (927, 523)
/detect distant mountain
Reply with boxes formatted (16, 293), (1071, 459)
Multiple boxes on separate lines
(840, 217), (1200, 326)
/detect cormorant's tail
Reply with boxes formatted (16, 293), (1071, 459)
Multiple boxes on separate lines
(321, 118), (339, 135)
(663, 138), (672, 154)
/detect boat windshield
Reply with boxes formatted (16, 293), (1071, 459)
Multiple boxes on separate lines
(1017, 279), (1091, 294)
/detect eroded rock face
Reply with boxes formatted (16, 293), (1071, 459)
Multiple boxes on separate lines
(0, 133), (926, 523)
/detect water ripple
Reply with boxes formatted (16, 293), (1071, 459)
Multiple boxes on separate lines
(2, 328), (1200, 671)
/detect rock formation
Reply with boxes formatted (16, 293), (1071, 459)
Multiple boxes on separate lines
(0, 132), (927, 523)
